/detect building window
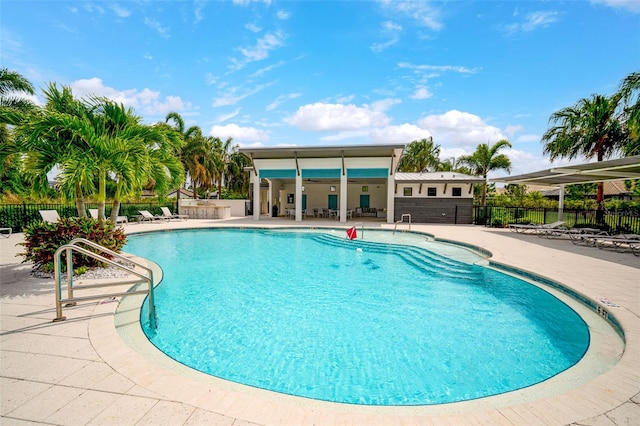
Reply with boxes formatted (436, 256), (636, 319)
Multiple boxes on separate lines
(403, 187), (413, 196)
(427, 187), (437, 197)
(452, 187), (462, 197)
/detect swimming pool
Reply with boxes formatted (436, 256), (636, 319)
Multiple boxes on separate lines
(126, 228), (589, 406)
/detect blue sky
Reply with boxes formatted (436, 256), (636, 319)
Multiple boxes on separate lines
(2, 0), (639, 177)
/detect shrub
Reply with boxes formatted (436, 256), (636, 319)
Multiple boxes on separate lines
(20, 216), (127, 273)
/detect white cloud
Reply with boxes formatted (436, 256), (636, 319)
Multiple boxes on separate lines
(502, 11), (560, 34)
(398, 62), (479, 74)
(591, 0), (640, 12)
(377, 0), (443, 31)
(245, 23), (262, 33)
(232, 0), (272, 6)
(266, 92), (302, 111)
(84, 4), (105, 14)
(410, 87), (432, 100)
(285, 103), (391, 132)
(230, 31), (286, 70)
(371, 98), (401, 112)
(110, 4), (131, 18)
(370, 124), (432, 144)
(68, 78), (191, 117)
(504, 124), (523, 137)
(250, 60), (285, 78)
(205, 73), (218, 85)
(214, 109), (240, 123)
(194, 0), (207, 23)
(370, 20), (402, 52)
(144, 17), (170, 39)
(370, 38), (399, 52)
(212, 82), (274, 107)
(209, 123), (269, 143)
(336, 95), (355, 104)
(276, 10), (290, 20)
(515, 134), (540, 143)
(418, 110), (507, 149)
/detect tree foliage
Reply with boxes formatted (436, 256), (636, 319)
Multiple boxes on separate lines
(398, 137), (441, 172)
(458, 139), (512, 207)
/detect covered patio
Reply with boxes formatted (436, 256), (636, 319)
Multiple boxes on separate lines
(240, 144), (404, 224)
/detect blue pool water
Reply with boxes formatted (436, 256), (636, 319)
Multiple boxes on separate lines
(126, 228), (589, 406)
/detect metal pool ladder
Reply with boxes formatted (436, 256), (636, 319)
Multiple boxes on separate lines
(53, 238), (157, 328)
(354, 221), (365, 238)
(393, 214), (412, 235)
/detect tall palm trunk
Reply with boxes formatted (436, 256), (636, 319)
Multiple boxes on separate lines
(97, 169), (107, 219)
(481, 174), (488, 207)
(595, 149), (605, 224)
(75, 181), (87, 217)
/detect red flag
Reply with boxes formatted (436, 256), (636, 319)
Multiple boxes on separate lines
(347, 226), (357, 240)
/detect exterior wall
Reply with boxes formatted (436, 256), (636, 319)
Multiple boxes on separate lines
(179, 199), (248, 217)
(393, 198), (474, 224)
(394, 183), (474, 198)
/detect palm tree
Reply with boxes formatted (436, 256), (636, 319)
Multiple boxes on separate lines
(20, 84), (183, 219)
(91, 101), (184, 221)
(165, 111), (205, 199)
(226, 150), (251, 197)
(397, 137), (441, 172)
(0, 68), (35, 127)
(211, 136), (236, 199)
(542, 93), (627, 219)
(0, 69), (35, 195)
(19, 84), (94, 216)
(617, 71), (639, 155)
(458, 140), (512, 207)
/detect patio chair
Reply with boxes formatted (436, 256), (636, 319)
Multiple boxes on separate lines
(138, 210), (168, 223)
(89, 209), (128, 224)
(39, 210), (61, 223)
(593, 234), (640, 255)
(160, 206), (188, 221)
(508, 221), (566, 234)
(568, 228), (609, 246)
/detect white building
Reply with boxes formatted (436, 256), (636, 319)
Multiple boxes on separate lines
(239, 144), (483, 224)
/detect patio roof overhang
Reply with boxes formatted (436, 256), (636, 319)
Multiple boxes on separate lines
(239, 144), (405, 160)
(491, 155), (640, 186)
(239, 144), (406, 178)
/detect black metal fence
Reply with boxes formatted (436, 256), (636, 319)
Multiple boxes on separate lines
(0, 201), (178, 232)
(473, 206), (640, 234)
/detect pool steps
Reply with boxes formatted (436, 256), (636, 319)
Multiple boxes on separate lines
(309, 233), (482, 280)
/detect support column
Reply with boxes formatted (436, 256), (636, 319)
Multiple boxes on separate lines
(253, 174), (260, 221)
(558, 184), (565, 222)
(295, 174), (303, 221)
(340, 173), (347, 222)
(386, 174), (395, 224)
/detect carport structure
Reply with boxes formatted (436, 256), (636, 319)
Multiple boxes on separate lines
(493, 155), (640, 220)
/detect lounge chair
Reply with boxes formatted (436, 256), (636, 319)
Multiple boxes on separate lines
(593, 234), (640, 255)
(89, 209), (128, 224)
(160, 206), (188, 221)
(39, 210), (61, 223)
(138, 210), (168, 223)
(508, 221), (566, 234)
(568, 228), (609, 246)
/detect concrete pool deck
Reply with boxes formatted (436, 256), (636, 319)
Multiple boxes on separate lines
(1, 217), (638, 425)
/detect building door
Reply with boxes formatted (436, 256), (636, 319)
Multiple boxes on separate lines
(360, 194), (370, 208)
(328, 194), (338, 209)
(302, 194), (307, 210)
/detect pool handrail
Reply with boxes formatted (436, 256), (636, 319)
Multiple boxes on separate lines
(53, 237), (157, 328)
(393, 214), (412, 235)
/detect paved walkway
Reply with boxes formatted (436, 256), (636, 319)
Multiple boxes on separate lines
(1, 218), (639, 425)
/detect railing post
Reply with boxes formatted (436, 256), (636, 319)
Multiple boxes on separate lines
(66, 247), (76, 304)
(53, 249), (66, 322)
